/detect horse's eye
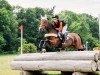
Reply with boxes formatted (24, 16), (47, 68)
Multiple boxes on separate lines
(47, 37), (50, 39)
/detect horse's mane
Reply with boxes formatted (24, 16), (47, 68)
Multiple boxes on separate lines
(46, 20), (53, 29)
(43, 19), (57, 34)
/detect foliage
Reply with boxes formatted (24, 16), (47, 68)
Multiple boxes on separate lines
(0, 33), (6, 51)
(0, 8), (18, 52)
(18, 43), (37, 53)
(16, 7), (46, 46)
(0, 0), (12, 10)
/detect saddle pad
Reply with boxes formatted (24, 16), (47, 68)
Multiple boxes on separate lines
(44, 33), (58, 37)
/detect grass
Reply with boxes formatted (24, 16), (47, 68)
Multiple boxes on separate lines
(0, 54), (20, 75)
(0, 54), (60, 75)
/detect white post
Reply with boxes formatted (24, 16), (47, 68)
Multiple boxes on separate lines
(86, 41), (88, 51)
(21, 26), (23, 54)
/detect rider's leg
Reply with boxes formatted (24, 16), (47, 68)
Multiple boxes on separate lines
(62, 25), (68, 44)
(58, 31), (62, 40)
(62, 32), (68, 44)
(62, 25), (68, 34)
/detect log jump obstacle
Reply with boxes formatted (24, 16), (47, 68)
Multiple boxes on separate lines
(11, 51), (100, 75)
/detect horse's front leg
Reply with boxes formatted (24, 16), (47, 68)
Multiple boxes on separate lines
(39, 40), (47, 53)
(41, 48), (46, 53)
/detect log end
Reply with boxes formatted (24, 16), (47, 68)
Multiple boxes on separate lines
(94, 53), (99, 62)
(97, 61), (100, 71)
(91, 61), (97, 71)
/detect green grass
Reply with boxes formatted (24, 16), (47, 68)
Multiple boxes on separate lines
(0, 54), (60, 75)
(0, 54), (20, 75)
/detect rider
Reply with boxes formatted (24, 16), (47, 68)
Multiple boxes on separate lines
(52, 15), (68, 44)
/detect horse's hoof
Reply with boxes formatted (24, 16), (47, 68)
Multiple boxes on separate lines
(41, 49), (46, 53)
(60, 50), (65, 52)
(62, 42), (66, 45)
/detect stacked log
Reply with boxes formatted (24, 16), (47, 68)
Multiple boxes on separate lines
(13, 51), (99, 61)
(10, 51), (100, 75)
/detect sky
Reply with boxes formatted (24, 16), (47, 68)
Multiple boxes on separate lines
(7, 0), (100, 17)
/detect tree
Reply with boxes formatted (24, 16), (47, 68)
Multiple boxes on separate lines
(0, 0), (12, 10)
(44, 6), (56, 16)
(80, 14), (99, 39)
(0, 8), (18, 52)
(16, 7), (46, 48)
(0, 33), (6, 52)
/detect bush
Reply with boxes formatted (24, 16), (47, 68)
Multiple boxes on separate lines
(93, 47), (100, 51)
(18, 43), (37, 53)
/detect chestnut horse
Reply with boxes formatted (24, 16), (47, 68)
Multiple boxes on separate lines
(39, 17), (85, 51)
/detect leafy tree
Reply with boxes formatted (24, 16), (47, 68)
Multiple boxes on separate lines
(0, 8), (18, 52)
(16, 7), (46, 48)
(0, 33), (6, 52)
(80, 14), (99, 39)
(0, 0), (12, 10)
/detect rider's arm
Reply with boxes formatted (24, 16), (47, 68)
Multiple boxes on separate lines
(55, 22), (63, 31)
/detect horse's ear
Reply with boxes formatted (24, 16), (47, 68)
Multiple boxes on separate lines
(41, 14), (48, 20)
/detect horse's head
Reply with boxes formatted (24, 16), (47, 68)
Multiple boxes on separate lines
(39, 15), (52, 32)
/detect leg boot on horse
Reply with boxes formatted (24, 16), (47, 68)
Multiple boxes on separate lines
(39, 40), (47, 53)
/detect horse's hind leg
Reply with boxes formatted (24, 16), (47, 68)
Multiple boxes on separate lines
(78, 48), (85, 51)
(77, 45), (85, 51)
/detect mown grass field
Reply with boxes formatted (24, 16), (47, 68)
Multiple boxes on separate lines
(0, 54), (20, 75)
(0, 54), (60, 75)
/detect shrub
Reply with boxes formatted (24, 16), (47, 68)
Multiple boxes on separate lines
(18, 43), (37, 53)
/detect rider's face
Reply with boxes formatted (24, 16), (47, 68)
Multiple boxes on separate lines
(53, 18), (58, 23)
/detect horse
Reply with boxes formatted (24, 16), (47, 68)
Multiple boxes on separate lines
(39, 16), (85, 52)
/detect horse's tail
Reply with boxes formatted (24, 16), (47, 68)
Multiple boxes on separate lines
(77, 34), (83, 45)
(77, 34), (86, 50)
